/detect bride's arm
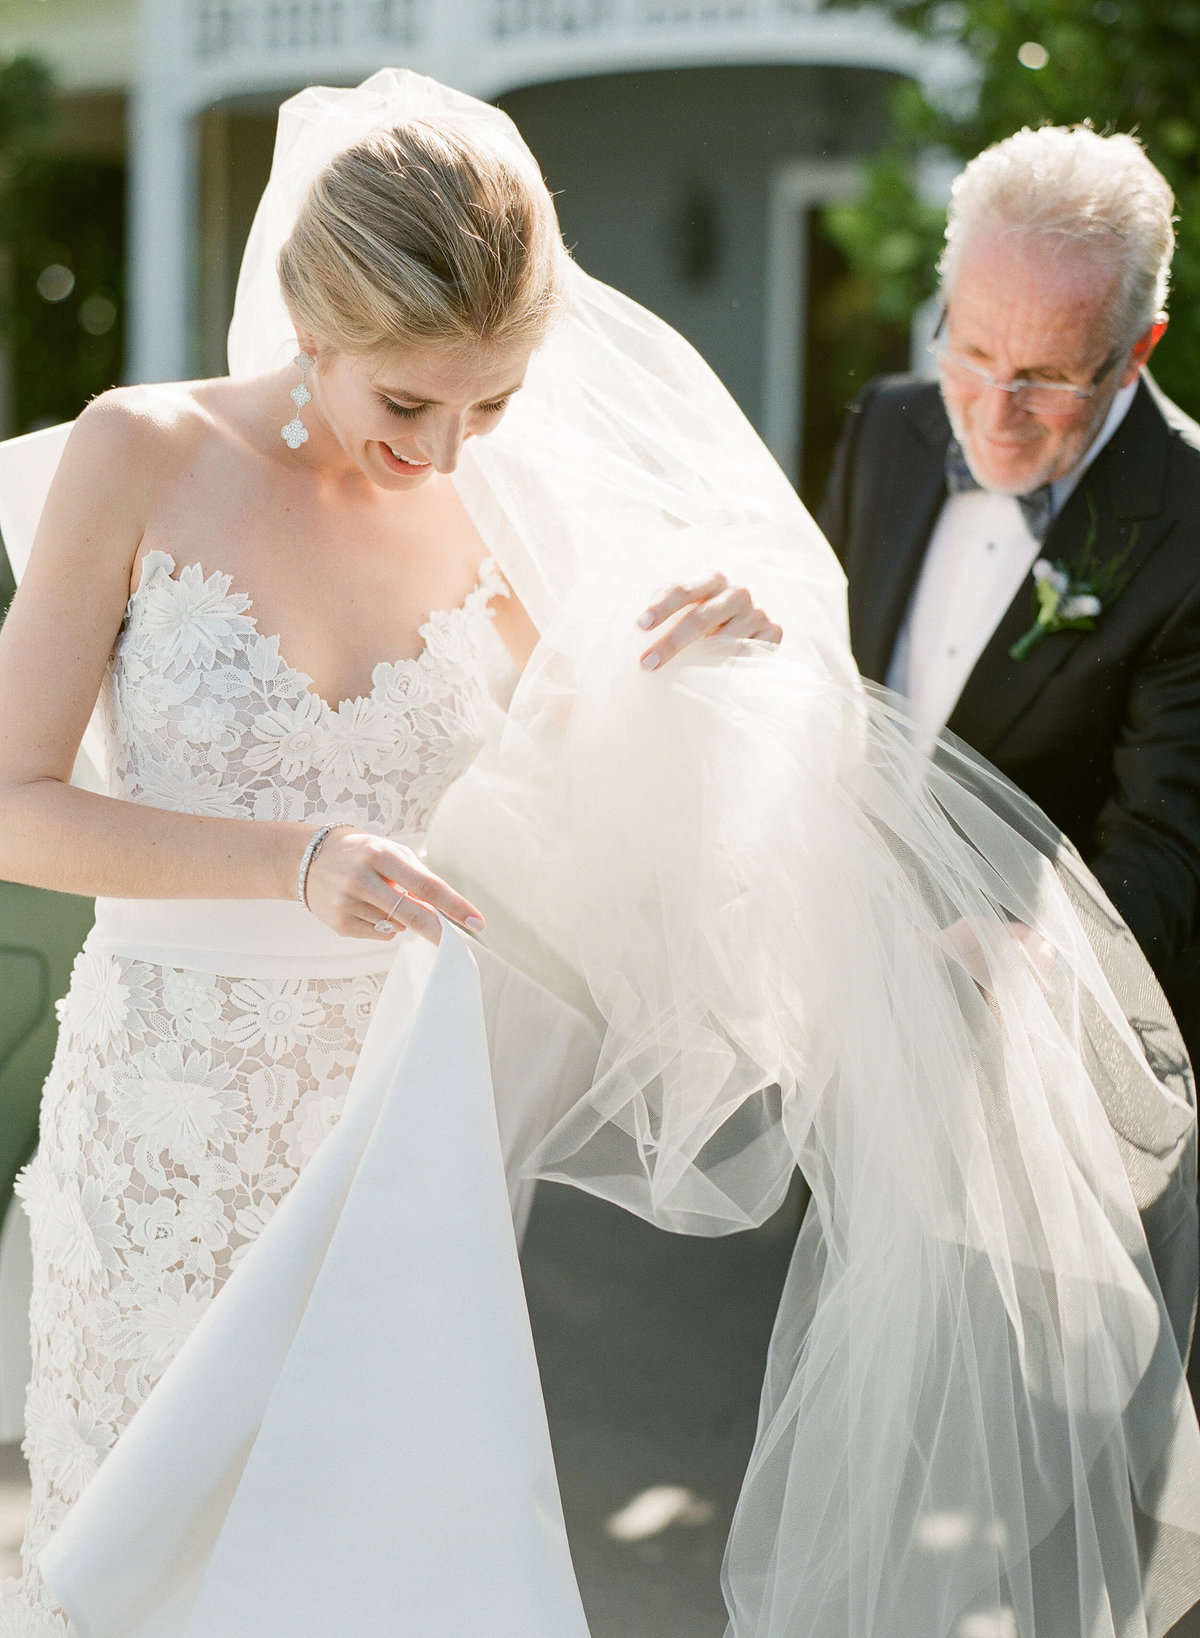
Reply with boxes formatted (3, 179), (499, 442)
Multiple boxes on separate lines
(0, 396), (482, 944)
(488, 582), (541, 670)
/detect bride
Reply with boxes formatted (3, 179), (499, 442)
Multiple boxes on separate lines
(0, 69), (1198, 1638)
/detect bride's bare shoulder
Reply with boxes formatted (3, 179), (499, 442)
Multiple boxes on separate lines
(35, 382), (234, 575)
(68, 380), (222, 470)
(73, 375), (275, 474)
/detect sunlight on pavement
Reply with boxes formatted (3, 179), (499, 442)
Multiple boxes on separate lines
(605, 1485), (715, 1543)
(956, 1611), (1018, 1638)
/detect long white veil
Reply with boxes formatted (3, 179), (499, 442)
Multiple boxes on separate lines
(11, 67), (1200, 1638)
(242, 69), (1200, 1638)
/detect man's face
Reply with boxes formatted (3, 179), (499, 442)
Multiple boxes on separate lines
(939, 228), (1144, 494)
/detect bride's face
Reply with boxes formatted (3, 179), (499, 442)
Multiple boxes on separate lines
(306, 338), (533, 487)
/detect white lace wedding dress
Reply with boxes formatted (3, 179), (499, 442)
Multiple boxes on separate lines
(0, 546), (591, 1636)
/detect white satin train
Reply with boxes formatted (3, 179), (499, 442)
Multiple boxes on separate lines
(40, 909), (598, 1638)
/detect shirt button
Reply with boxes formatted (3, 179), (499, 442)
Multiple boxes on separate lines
(947, 646), (958, 657)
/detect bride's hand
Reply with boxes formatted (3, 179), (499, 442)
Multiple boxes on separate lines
(302, 828), (485, 946)
(636, 572), (783, 671)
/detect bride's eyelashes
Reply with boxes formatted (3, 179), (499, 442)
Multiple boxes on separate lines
(378, 395), (512, 420)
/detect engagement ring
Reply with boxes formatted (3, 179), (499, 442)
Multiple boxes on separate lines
(373, 891), (410, 935)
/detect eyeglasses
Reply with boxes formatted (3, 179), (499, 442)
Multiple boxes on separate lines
(928, 310), (1122, 416)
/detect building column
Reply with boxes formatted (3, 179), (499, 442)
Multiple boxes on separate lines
(125, 4), (197, 384)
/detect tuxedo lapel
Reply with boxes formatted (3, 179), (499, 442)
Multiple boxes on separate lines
(849, 391), (950, 682)
(945, 381), (1171, 759)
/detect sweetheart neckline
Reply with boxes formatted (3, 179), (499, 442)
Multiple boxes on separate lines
(125, 547), (503, 715)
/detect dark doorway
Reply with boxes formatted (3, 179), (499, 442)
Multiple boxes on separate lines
(800, 210), (910, 513)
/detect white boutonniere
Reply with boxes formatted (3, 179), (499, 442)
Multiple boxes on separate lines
(1009, 499), (1137, 662)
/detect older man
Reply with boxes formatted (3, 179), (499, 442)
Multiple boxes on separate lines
(822, 130), (1200, 1440)
(823, 125), (1200, 1065)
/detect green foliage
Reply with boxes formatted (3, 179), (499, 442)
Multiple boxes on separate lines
(11, 155), (125, 431)
(823, 153), (947, 324)
(0, 55), (55, 600)
(0, 54), (55, 226)
(0, 54), (54, 155)
(819, 0), (1200, 415)
(0, 55), (124, 435)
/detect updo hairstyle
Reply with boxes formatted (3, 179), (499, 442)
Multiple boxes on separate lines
(278, 118), (563, 357)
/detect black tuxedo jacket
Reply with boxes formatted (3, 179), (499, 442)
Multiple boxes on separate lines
(821, 373), (1200, 1049)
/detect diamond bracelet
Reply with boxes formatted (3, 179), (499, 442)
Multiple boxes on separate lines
(296, 823), (337, 910)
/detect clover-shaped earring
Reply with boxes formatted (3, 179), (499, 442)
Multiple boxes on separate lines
(281, 351), (313, 449)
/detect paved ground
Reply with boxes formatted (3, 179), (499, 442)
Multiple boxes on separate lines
(522, 1180), (803, 1638)
(0, 1439), (25, 1580)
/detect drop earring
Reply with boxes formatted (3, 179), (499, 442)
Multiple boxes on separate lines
(281, 351), (313, 449)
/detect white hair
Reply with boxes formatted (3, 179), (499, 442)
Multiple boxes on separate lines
(939, 125), (1176, 347)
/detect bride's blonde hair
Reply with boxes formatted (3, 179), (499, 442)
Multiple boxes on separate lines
(278, 118), (563, 355)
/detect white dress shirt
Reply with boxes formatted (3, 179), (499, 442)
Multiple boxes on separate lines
(886, 379), (1139, 745)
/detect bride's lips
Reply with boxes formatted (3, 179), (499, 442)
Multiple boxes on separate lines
(378, 441), (432, 475)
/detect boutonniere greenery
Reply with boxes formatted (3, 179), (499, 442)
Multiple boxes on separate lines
(1009, 499), (1137, 662)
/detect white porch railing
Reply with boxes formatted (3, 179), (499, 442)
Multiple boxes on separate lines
(483, 0), (807, 38)
(175, 0), (949, 120)
(188, 0), (887, 76)
(194, 0), (426, 65)
(192, 0), (833, 65)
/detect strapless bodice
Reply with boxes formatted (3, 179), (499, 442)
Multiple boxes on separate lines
(100, 549), (506, 844)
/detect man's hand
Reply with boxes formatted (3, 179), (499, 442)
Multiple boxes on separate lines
(939, 916), (1064, 995)
(636, 572), (783, 670)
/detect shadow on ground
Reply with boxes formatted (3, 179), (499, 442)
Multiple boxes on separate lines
(522, 1178), (804, 1638)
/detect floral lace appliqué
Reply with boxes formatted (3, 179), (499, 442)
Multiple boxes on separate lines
(103, 549), (506, 839)
(3, 957), (388, 1635)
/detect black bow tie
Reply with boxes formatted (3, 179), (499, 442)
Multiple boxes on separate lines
(944, 440), (1055, 543)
